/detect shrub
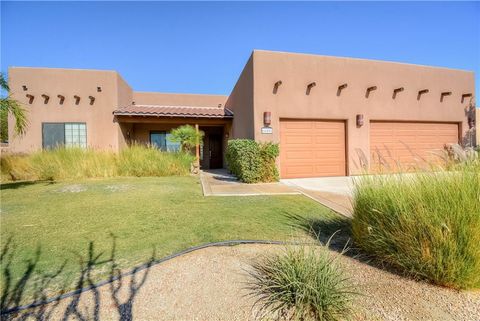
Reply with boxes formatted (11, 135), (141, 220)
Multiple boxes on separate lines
(247, 245), (355, 321)
(225, 139), (279, 183)
(352, 160), (480, 289)
(0, 145), (194, 181)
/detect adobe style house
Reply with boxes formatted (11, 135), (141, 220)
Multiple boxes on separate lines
(7, 50), (476, 178)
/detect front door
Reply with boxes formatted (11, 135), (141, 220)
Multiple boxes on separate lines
(209, 134), (223, 169)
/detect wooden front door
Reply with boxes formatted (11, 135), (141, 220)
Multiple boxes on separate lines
(208, 134), (223, 169)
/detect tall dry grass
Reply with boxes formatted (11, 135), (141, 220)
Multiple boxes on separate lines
(1, 145), (194, 181)
(352, 159), (480, 289)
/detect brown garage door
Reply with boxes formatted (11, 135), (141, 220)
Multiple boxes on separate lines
(280, 119), (346, 178)
(370, 121), (459, 172)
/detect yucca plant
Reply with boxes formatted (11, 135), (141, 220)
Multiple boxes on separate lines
(247, 245), (355, 321)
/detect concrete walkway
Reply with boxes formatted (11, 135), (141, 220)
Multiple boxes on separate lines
(281, 177), (354, 217)
(200, 169), (300, 196)
(200, 170), (354, 217)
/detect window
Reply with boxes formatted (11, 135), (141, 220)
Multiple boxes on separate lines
(65, 123), (87, 148)
(150, 131), (180, 152)
(42, 122), (87, 149)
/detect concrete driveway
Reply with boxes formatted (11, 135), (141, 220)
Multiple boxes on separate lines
(281, 176), (356, 217)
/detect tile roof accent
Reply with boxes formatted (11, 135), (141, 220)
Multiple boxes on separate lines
(113, 105), (234, 118)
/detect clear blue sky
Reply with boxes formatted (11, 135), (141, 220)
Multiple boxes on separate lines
(1, 1), (479, 100)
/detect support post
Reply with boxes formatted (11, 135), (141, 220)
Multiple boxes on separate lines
(195, 124), (200, 174)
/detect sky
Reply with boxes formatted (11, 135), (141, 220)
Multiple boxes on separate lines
(1, 1), (479, 100)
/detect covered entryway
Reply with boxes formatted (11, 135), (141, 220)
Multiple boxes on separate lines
(279, 119), (346, 178)
(370, 121), (459, 171)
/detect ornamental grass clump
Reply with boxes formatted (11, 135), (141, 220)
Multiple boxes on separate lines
(352, 160), (480, 289)
(247, 245), (355, 321)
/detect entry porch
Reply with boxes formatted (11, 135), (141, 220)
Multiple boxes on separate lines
(116, 116), (232, 169)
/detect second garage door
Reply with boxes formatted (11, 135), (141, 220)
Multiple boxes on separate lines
(280, 119), (346, 178)
(370, 121), (459, 172)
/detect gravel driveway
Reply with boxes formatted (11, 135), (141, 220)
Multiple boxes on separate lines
(10, 244), (480, 321)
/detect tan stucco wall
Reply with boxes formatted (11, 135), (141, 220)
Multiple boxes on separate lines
(8, 67), (128, 153)
(132, 92), (227, 107)
(249, 50), (475, 174)
(225, 55), (255, 139)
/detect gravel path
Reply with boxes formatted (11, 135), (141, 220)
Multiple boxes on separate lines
(11, 244), (480, 321)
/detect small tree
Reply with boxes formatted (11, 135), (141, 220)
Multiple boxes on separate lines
(0, 73), (28, 142)
(168, 125), (204, 152)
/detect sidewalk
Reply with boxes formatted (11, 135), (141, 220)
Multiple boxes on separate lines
(199, 169), (300, 196)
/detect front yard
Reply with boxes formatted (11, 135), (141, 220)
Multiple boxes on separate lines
(1, 175), (336, 303)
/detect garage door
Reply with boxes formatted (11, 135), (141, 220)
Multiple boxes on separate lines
(280, 120), (346, 178)
(370, 121), (459, 172)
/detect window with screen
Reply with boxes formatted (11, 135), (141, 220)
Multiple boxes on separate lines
(150, 132), (180, 152)
(42, 122), (87, 149)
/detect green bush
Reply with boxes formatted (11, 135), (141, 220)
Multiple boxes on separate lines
(0, 145), (194, 181)
(247, 245), (355, 321)
(352, 160), (480, 289)
(225, 139), (279, 183)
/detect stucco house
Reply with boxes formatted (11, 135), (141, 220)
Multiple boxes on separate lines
(7, 50), (477, 178)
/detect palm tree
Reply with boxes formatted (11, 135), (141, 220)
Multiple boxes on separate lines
(0, 73), (27, 142)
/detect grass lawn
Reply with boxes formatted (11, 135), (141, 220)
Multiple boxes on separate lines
(1, 175), (337, 304)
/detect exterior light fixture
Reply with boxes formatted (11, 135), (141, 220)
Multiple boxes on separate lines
(337, 83), (348, 96)
(218, 104), (222, 108)
(461, 93), (472, 103)
(365, 86), (377, 98)
(97, 86), (102, 92)
(89, 96), (95, 105)
(417, 89), (429, 101)
(356, 114), (364, 127)
(273, 80), (282, 94)
(41, 94), (50, 104)
(26, 94), (34, 104)
(263, 111), (272, 126)
(57, 95), (65, 105)
(22, 85), (28, 91)
(74, 95), (81, 105)
(440, 91), (452, 102)
(392, 87), (404, 99)
(306, 82), (316, 95)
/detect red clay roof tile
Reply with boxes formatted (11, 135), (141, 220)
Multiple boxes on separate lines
(113, 105), (233, 118)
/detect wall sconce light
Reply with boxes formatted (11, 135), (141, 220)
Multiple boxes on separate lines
(273, 80), (282, 94)
(89, 96), (95, 105)
(74, 95), (81, 105)
(392, 87), (404, 99)
(126, 131), (131, 138)
(26, 94), (34, 104)
(356, 114), (364, 127)
(337, 83), (348, 96)
(41, 94), (50, 104)
(306, 82), (316, 95)
(461, 93), (472, 103)
(263, 111), (272, 126)
(57, 95), (65, 105)
(365, 86), (377, 98)
(417, 89), (429, 101)
(440, 91), (452, 102)
(22, 85), (28, 91)
(97, 86), (102, 92)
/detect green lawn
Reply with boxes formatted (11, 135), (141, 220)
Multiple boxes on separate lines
(1, 176), (337, 303)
